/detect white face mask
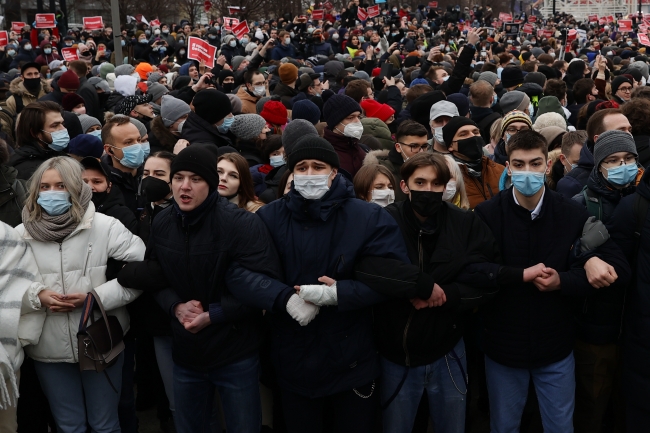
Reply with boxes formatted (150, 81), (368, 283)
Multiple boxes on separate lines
(253, 85), (266, 96)
(269, 154), (285, 167)
(371, 189), (395, 207)
(442, 180), (457, 202)
(341, 121), (363, 139)
(293, 171), (332, 200)
(229, 40), (237, 47)
(433, 127), (444, 143)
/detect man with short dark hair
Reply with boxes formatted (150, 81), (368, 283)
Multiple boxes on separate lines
(567, 78), (598, 126)
(236, 70), (267, 114)
(470, 80), (501, 143)
(345, 79), (371, 103)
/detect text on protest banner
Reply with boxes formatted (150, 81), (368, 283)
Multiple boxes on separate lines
(83, 16), (104, 30)
(35, 14), (56, 29)
(61, 47), (79, 61)
(187, 36), (216, 68)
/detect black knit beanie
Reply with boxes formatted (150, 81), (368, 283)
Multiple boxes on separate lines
(170, 146), (219, 190)
(288, 136), (340, 171)
(323, 94), (362, 130)
(192, 89), (232, 125)
(442, 117), (479, 148)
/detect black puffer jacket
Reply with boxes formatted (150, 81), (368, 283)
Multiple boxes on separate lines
(633, 134), (650, 169)
(181, 112), (233, 148)
(9, 140), (67, 180)
(0, 165), (27, 227)
(556, 144), (594, 199)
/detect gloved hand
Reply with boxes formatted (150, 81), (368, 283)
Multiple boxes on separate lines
(299, 282), (338, 306)
(580, 216), (610, 253)
(286, 294), (319, 326)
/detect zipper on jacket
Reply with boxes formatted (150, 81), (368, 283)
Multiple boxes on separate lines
(403, 230), (426, 366)
(60, 242), (76, 359)
(82, 243), (92, 276)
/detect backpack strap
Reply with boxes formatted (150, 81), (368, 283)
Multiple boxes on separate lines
(582, 186), (602, 221)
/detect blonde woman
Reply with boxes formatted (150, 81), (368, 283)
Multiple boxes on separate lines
(443, 155), (470, 210)
(16, 156), (145, 433)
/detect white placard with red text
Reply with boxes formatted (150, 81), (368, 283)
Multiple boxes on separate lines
(187, 36), (216, 68)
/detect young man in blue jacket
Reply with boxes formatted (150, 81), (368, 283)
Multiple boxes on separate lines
(472, 130), (630, 432)
(227, 136), (412, 433)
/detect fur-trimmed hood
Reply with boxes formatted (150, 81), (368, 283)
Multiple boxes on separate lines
(150, 115), (179, 152)
(363, 149), (389, 166)
(9, 77), (51, 98)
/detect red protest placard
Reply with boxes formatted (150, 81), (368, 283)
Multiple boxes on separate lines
(367, 5), (380, 18)
(311, 9), (324, 20)
(528, 16), (536, 23)
(543, 29), (554, 38)
(61, 47), (79, 61)
(522, 24), (534, 34)
(567, 29), (577, 42)
(222, 17), (239, 31)
(11, 22), (26, 32)
(639, 33), (650, 46)
(499, 12), (512, 22)
(606, 15), (614, 23)
(619, 19), (633, 32)
(83, 16), (104, 30)
(232, 20), (249, 39)
(187, 36), (216, 68)
(324, 1), (333, 9)
(35, 13), (56, 29)
(599, 17), (606, 25)
(150, 19), (161, 27)
(357, 7), (368, 21)
(640, 23), (648, 33)
(228, 6), (241, 15)
(0, 32), (8, 47)
(588, 14), (598, 22)
(537, 29), (544, 38)
(428, 1), (438, 7)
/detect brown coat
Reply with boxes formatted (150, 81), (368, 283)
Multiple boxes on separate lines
(236, 86), (260, 114)
(461, 156), (505, 209)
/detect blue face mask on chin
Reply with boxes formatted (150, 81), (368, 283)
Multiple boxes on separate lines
(605, 163), (638, 186)
(217, 116), (234, 133)
(37, 190), (72, 216)
(510, 170), (545, 197)
(43, 128), (70, 151)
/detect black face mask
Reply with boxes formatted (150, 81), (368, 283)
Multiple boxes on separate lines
(456, 135), (485, 161)
(222, 82), (234, 93)
(23, 77), (41, 93)
(142, 176), (171, 202)
(91, 190), (109, 207)
(409, 190), (443, 217)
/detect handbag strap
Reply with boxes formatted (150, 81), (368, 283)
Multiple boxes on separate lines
(80, 289), (116, 363)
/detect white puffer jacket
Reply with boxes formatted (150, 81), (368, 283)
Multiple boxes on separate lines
(16, 203), (145, 363)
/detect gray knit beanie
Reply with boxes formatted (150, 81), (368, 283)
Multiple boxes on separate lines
(230, 114), (267, 141)
(256, 96), (272, 114)
(114, 64), (136, 77)
(160, 95), (191, 127)
(282, 119), (319, 155)
(500, 91), (530, 114)
(594, 130), (637, 168)
(147, 72), (164, 85)
(128, 117), (147, 139)
(478, 71), (498, 87)
(147, 82), (169, 103)
(78, 114), (101, 134)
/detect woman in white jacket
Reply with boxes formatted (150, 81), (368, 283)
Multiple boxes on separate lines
(16, 156), (145, 433)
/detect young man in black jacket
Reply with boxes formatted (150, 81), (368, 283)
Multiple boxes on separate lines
(472, 130), (630, 432)
(353, 152), (502, 433)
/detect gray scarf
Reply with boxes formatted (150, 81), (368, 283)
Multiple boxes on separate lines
(22, 184), (93, 243)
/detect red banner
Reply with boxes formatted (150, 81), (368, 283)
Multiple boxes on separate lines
(606, 15), (614, 23)
(61, 47), (79, 61)
(228, 6), (241, 15)
(35, 13), (56, 29)
(187, 36), (216, 68)
(640, 23), (648, 33)
(0, 32), (8, 47)
(150, 19), (161, 27)
(324, 1), (333, 9)
(204, 1), (211, 11)
(528, 16), (536, 23)
(357, 7), (368, 21)
(428, 1), (438, 7)
(567, 28), (577, 42)
(542, 29), (554, 38)
(367, 5), (380, 18)
(599, 17), (606, 25)
(523, 24), (534, 34)
(499, 12), (512, 22)
(232, 20), (249, 39)
(619, 19), (632, 32)
(311, 9), (324, 20)
(639, 33), (650, 47)
(588, 14), (598, 22)
(83, 16), (104, 30)
(222, 17), (239, 31)
(11, 22), (26, 32)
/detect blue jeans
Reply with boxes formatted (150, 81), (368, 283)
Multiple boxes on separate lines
(485, 352), (575, 433)
(34, 354), (124, 433)
(173, 355), (261, 433)
(380, 338), (467, 433)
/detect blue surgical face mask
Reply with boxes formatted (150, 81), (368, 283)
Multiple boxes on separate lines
(44, 48), (52, 54)
(605, 163), (638, 186)
(37, 190), (72, 216)
(7, 49), (15, 56)
(241, 37), (249, 45)
(141, 141), (151, 159)
(121, 40), (126, 46)
(46, 73), (51, 79)
(528, 102), (535, 117)
(505, 133), (512, 144)
(510, 170), (545, 197)
(88, 130), (102, 139)
(491, 93), (498, 107)
(60, 65), (67, 72)
(217, 115), (234, 133)
(43, 128), (70, 151)
(113, 143), (144, 169)
(269, 154), (285, 168)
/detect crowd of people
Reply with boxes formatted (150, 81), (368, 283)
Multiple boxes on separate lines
(1, 3), (650, 433)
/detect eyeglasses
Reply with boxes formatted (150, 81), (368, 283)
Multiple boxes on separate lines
(505, 126), (530, 134)
(618, 86), (633, 93)
(601, 155), (637, 167)
(398, 142), (429, 152)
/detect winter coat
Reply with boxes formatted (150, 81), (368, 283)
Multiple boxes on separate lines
(258, 165), (288, 204)
(556, 144), (594, 199)
(474, 187), (630, 369)
(355, 199), (501, 367)
(77, 80), (103, 123)
(147, 192), (283, 372)
(9, 46), (36, 70)
(271, 82), (299, 109)
(93, 186), (138, 233)
(363, 148), (407, 202)
(461, 156), (505, 209)
(226, 174), (410, 397)
(181, 112), (233, 148)
(6, 78), (51, 116)
(271, 43), (297, 61)
(0, 165), (28, 228)
(310, 41), (333, 57)
(361, 118), (393, 150)
(9, 141), (68, 181)
(235, 86), (259, 114)
(323, 128), (367, 178)
(16, 203), (145, 363)
(633, 134), (650, 170)
(149, 116), (178, 154)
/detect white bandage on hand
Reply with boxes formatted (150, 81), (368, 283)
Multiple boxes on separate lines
(298, 282), (338, 306)
(286, 294), (320, 326)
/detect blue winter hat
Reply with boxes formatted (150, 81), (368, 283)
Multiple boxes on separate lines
(446, 93), (470, 117)
(68, 134), (104, 158)
(292, 99), (321, 125)
(410, 78), (429, 87)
